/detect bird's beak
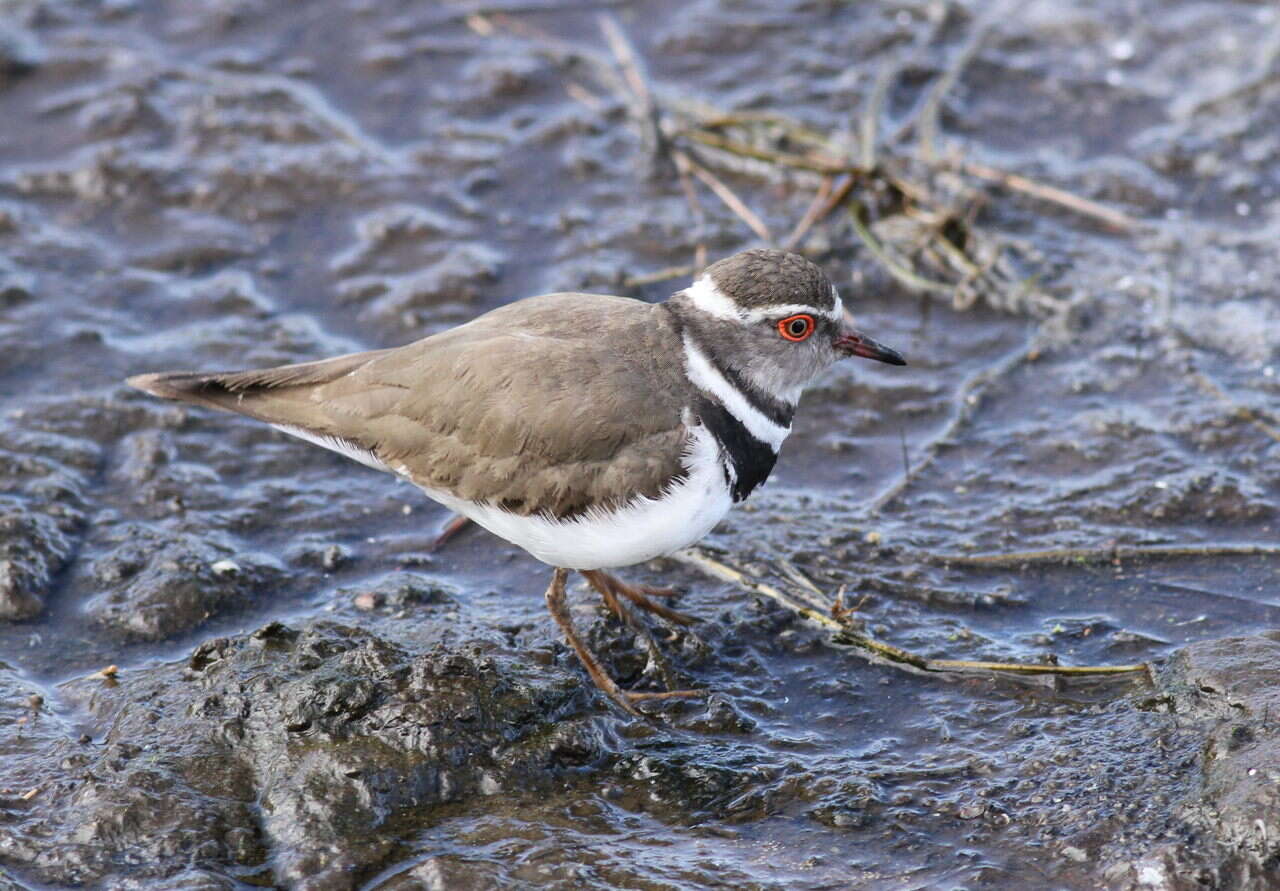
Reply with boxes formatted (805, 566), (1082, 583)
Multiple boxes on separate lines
(833, 326), (907, 366)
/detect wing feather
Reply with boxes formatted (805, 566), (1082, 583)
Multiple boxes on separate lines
(128, 294), (691, 519)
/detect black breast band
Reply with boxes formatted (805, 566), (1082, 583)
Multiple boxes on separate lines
(693, 395), (778, 501)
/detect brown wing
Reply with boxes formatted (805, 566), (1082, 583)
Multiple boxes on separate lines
(127, 293), (691, 519)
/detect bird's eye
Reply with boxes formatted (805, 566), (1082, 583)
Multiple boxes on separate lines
(777, 314), (814, 342)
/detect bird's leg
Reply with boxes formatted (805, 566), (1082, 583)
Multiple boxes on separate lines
(543, 568), (641, 716)
(580, 570), (706, 703)
(601, 573), (681, 598)
(582, 570), (681, 692)
(429, 514), (473, 551)
(546, 569), (707, 712)
(583, 570), (695, 626)
(592, 573), (628, 622)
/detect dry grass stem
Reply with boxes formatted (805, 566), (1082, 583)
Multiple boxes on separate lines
(623, 264), (696, 288)
(684, 154), (774, 242)
(913, 1), (1010, 161)
(782, 176), (834, 250)
(676, 549), (1149, 680)
(849, 203), (954, 295)
(930, 543), (1280, 568)
(956, 159), (1141, 233)
(506, 12), (1139, 316)
(682, 128), (854, 174)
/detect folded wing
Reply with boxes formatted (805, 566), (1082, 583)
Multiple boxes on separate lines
(128, 294), (691, 519)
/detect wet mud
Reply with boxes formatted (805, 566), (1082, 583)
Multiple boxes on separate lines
(2, 0), (1279, 888)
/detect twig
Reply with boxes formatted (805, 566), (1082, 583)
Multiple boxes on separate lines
(598, 14), (665, 171)
(564, 81), (607, 113)
(597, 15), (652, 112)
(954, 159), (1141, 234)
(929, 543), (1280, 568)
(683, 152), (774, 242)
(675, 549), (1148, 679)
(915, 0), (1010, 161)
(623, 264), (695, 288)
(861, 59), (899, 169)
(681, 128), (853, 174)
(849, 202), (954, 295)
(695, 111), (840, 153)
(773, 555), (828, 612)
(782, 176), (833, 249)
(464, 13), (494, 36)
(671, 150), (709, 272)
(783, 173), (857, 250)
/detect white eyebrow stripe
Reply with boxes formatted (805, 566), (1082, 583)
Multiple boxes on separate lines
(684, 276), (843, 323)
(684, 275), (743, 320)
(739, 302), (843, 324)
(681, 334), (790, 450)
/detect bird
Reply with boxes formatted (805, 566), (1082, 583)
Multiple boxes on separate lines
(127, 248), (906, 714)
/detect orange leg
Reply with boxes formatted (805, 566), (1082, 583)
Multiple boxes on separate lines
(544, 568), (706, 714)
(582, 570), (695, 626)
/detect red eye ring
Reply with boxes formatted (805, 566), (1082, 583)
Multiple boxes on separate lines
(777, 314), (815, 342)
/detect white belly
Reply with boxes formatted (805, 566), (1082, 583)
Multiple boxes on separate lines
(419, 424), (733, 569)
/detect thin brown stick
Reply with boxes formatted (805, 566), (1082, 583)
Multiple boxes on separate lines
(623, 264), (695, 288)
(929, 543), (1280, 568)
(694, 110), (839, 152)
(681, 128), (853, 174)
(773, 555), (829, 613)
(849, 202), (954, 295)
(598, 14), (653, 112)
(784, 173), (857, 251)
(915, 0), (1009, 161)
(954, 159), (1140, 234)
(675, 549), (1148, 679)
(564, 80), (606, 113)
(598, 14), (664, 169)
(682, 151), (773, 242)
(861, 59), (899, 169)
(672, 150), (709, 273)
(782, 176), (833, 249)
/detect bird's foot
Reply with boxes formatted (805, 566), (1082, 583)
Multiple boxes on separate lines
(545, 568), (705, 716)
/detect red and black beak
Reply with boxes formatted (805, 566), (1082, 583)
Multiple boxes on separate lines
(833, 327), (906, 366)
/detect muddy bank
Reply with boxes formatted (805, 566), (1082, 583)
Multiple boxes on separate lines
(1101, 634), (1280, 889)
(5, 615), (1280, 888)
(2, 0), (1279, 887)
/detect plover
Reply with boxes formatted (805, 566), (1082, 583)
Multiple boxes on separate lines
(128, 249), (905, 713)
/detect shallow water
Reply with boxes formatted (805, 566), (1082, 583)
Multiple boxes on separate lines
(1, 0), (1278, 888)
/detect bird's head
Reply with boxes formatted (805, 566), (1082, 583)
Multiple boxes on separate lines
(668, 249), (905, 406)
